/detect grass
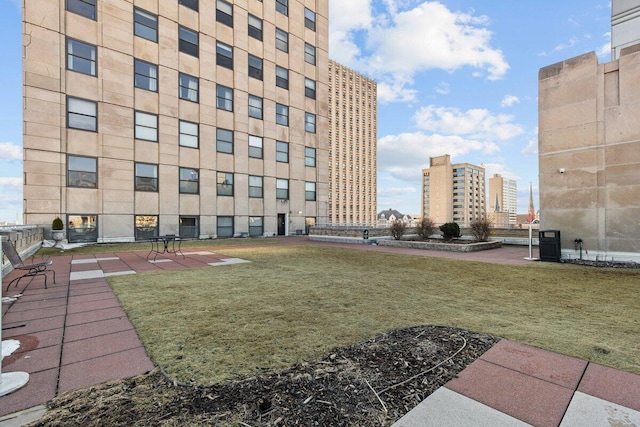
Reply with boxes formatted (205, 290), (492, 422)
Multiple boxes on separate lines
(103, 243), (640, 385)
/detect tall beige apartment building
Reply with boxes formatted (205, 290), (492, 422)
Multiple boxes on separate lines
(421, 154), (485, 225)
(488, 173), (517, 227)
(22, 0), (329, 242)
(327, 60), (377, 225)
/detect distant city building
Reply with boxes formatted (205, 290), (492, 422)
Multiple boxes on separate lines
(421, 155), (486, 225)
(22, 0), (329, 241)
(612, 0), (640, 59)
(377, 209), (412, 225)
(488, 173), (517, 227)
(538, 4), (640, 261)
(328, 61), (377, 225)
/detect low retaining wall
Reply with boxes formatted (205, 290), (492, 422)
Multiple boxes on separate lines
(377, 239), (502, 252)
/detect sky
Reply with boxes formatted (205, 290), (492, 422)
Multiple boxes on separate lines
(0, 0), (613, 223)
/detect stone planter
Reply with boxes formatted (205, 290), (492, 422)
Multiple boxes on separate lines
(52, 229), (65, 246)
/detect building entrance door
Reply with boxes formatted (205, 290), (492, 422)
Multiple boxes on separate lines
(277, 214), (286, 236)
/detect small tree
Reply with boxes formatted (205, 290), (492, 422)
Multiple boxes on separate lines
(390, 219), (406, 240)
(469, 218), (492, 242)
(52, 217), (64, 230)
(416, 217), (436, 240)
(439, 222), (460, 241)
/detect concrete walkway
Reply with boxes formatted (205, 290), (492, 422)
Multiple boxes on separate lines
(2, 238), (640, 426)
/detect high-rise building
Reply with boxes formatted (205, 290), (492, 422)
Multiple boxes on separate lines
(488, 173), (517, 227)
(327, 60), (377, 225)
(421, 155), (485, 225)
(22, 0), (329, 242)
(612, 0), (640, 59)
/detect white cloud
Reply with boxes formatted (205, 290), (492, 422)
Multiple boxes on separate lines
(500, 95), (520, 108)
(522, 138), (539, 156)
(378, 131), (499, 182)
(329, 0), (509, 102)
(413, 105), (525, 141)
(0, 177), (22, 188)
(0, 177), (22, 208)
(482, 162), (520, 181)
(0, 142), (22, 161)
(435, 82), (450, 95)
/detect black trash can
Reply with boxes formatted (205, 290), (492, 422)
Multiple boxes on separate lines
(539, 230), (561, 262)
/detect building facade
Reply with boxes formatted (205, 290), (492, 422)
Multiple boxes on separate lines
(23, 0), (329, 242)
(421, 154), (485, 225)
(538, 48), (640, 261)
(488, 173), (517, 227)
(327, 60), (377, 225)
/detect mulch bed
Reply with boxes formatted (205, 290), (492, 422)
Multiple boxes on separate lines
(30, 325), (500, 426)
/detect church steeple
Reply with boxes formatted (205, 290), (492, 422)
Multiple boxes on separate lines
(528, 182), (536, 223)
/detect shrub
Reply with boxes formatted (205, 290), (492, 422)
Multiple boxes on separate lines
(416, 217), (436, 240)
(469, 218), (492, 242)
(390, 219), (406, 240)
(439, 222), (460, 241)
(52, 217), (64, 230)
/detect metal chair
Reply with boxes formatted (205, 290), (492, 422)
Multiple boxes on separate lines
(2, 241), (55, 291)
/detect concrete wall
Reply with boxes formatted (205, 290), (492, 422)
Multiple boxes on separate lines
(538, 49), (640, 262)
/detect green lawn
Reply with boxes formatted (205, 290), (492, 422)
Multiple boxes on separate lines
(104, 243), (640, 385)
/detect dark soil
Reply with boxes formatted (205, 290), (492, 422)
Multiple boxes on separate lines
(561, 259), (640, 269)
(29, 325), (500, 427)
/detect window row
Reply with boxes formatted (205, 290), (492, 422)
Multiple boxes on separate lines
(68, 37), (316, 95)
(66, 97), (317, 135)
(68, 155), (317, 200)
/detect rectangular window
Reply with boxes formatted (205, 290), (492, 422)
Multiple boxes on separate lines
(275, 66), (289, 89)
(135, 162), (158, 192)
(275, 0), (287, 16)
(179, 73), (198, 102)
(248, 54), (263, 80)
(179, 167), (199, 194)
(217, 172), (234, 196)
(249, 176), (263, 198)
(68, 155), (97, 188)
(305, 147), (316, 167)
(305, 78), (316, 99)
(134, 59), (158, 92)
(275, 28), (288, 52)
(276, 103), (288, 126)
(276, 178), (289, 200)
(216, 41), (233, 69)
(66, 0), (96, 19)
(249, 135), (263, 158)
(216, 128), (233, 153)
(179, 26), (198, 57)
(216, 84), (233, 111)
(135, 111), (158, 141)
(276, 141), (289, 163)
(248, 95), (263, 119)
(67, 38), (96, 76)
(135, 215), (158, 240)
(67, 97), (97, 131)
(248, 14), (262, 41)
(304, 43), (316, 65)
(67, 215), (98, 243)
(217, 216), (234, 238)
(216, 0), (233, 27)
(179, 120), (198, 148)
(134, 8), (157, 42)
(179, 216), (199, 238)
(249, 216), (263, 237)
(179, 0), (198, 12)
(304, 8), (316, 31)
(305, 112), (316, 133)
(305, 182), (316, 201)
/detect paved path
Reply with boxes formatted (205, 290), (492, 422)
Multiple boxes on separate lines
(1, 248), (245, 421)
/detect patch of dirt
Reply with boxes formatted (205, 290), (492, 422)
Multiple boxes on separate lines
(29, 325), (499, 427)
(561, 259), (640, 269)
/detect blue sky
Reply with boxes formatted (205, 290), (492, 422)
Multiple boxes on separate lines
(0, 0), (612, 223)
